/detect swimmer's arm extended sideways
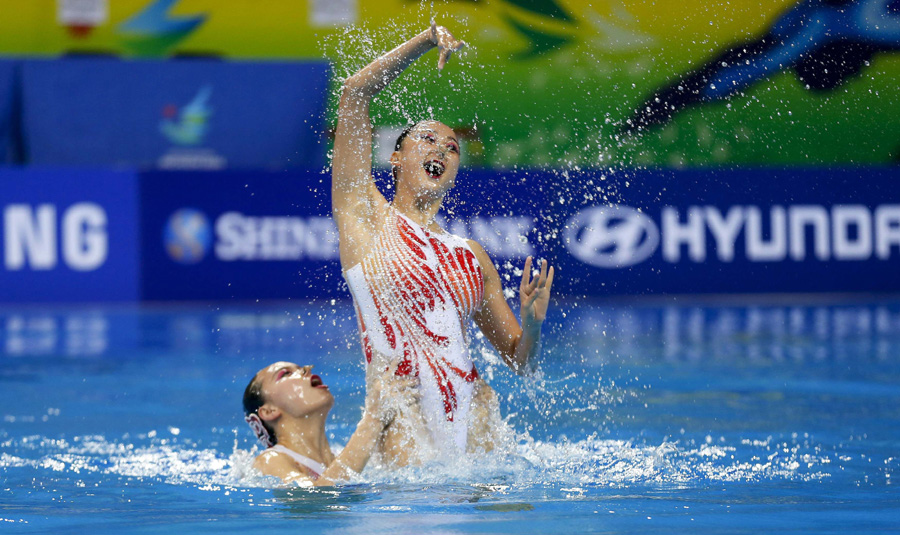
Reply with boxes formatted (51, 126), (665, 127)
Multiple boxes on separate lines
(471, 242), (554, 375)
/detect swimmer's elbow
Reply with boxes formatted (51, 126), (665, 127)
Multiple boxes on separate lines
(340, 76), (373, 103)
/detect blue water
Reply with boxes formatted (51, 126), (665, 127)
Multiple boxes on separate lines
(2, 298), (898, 533)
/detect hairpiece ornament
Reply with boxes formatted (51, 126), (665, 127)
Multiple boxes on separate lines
(244, 413), (275, 448)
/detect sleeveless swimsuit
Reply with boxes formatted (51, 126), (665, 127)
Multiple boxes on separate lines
(344, 206), (485, 451)
(268, 444), (326, 480)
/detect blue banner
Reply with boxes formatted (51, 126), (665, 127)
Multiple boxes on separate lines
(140, 170), (341, 300)
(0, 60), (17, 164)
(0, 168), (139, 303)
(4, 166), (897, 303)
(138, 167), (900, 301)
(21, 59), (329, 170)
(543, 167), (900, 295)
(139, 169), (548, 301)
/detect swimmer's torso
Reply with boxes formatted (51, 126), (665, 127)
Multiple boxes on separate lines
(344, 205), (485, 452)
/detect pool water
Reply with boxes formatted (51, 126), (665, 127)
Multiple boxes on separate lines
(2, 297), (898, 533)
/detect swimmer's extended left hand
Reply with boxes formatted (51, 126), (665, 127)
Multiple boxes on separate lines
(430, 19), (466, 70)
(520, 256), (554, 326)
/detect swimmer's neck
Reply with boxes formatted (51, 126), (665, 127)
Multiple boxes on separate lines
(273, 412), (334, 466)
(392, 190), (444, 230)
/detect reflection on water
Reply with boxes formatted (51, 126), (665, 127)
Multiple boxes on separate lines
(4, 300), (899, 363)
(273, 485), (371, 516)
(570, 302), (900, 364)
(3, 313), (108, 357)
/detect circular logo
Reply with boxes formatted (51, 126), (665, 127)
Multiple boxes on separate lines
(164, 208), (211, 264)
(564, 205), (660, 268)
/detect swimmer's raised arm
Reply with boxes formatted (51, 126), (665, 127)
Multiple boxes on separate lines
(472, 248), (554, 375)
(314, 412), (383, 485)
(315, 368), (413, 485)
(332, 22), (465, 251)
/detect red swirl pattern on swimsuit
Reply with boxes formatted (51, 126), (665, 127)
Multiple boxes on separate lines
(359, 209), (484, 422)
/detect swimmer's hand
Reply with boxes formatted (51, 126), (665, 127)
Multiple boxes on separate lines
(430, 19), (466, 71)
(365, 363), (419, 426)
(321, 364), (417, 485)
(520, 256), (554, 326)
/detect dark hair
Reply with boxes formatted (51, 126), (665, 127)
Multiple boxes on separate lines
(394, 122), (419, 152)
(243, 373), (277, 445)
(392, 122), (421, 182)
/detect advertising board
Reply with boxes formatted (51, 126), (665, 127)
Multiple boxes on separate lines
(21, 59), (329, 170)
(140, 170), (339, 300)
(0, 168), (139, 303)
(548, 167), (900, 295)
(0, 60), (17, 164)
(139, 167), (900, 301)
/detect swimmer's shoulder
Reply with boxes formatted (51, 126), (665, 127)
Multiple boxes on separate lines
(253, 449), (314, 485)
(338, 201), (393, 270)
(464, 238), (489, 261)
(465, 239), (499, 282)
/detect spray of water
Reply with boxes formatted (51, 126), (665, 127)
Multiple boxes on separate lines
(0, 429), (837, 492)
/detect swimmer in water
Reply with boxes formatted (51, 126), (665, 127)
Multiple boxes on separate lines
(243, 362), (413, 485)
(332, 21), (555, 464)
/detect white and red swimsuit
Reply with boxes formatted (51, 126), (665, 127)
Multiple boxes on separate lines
(345, 206), (485, 451)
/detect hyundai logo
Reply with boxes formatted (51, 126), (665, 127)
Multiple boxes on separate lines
(564, 205), (659, 268)
(164, 208), (212, 264)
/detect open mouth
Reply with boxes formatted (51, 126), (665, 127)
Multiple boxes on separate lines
(423, 159), (445, 178)
(310, 374), (327, 389)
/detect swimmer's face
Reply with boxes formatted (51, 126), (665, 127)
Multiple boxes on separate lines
(255, 362), (334, 421)
(391, 121), (460, 198)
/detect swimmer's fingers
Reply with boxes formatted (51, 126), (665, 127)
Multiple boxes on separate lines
(387, 372), (419, 400)
(379, 374), (419, 425)
(543, 265), (555, 293)
(431, 20), (465, 70)
(524, 263), (553, 302)
(438, 40), (466, 70)
(523, 286), (540, 308)
(520, 256), (536, 292)
(521, 260), (554, 322)
(536, 259), (550, 288)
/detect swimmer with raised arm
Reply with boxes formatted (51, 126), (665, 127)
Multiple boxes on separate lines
(243, 362), (410, 486)
(333, 22), (554, 464)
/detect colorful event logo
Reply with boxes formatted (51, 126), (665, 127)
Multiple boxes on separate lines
(628, 0), (900, 132)
(160, 86), (212, 146)
(164, 208), (211, 264)
(118, 0), (207, 57)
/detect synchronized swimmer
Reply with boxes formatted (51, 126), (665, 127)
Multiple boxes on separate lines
(332, 21), (553, 464)
(244, 21), (554, 484)
(243, 362), (413, 485)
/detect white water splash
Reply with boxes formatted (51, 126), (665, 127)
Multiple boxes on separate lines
(2, 429), (832, 491)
